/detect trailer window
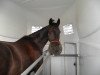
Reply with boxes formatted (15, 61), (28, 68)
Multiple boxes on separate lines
(63, 24), (74, 35)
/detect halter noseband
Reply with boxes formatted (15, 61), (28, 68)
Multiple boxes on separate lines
(50, 39), (60, 45)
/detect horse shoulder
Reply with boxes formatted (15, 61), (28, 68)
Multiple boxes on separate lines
(0, 42), (12, 75)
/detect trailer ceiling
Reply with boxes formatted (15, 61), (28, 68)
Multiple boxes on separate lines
(10, 0), (75, 17)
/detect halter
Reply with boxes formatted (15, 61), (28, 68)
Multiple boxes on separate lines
(50, 39), (60, 45)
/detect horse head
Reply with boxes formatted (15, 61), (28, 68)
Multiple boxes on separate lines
(47, 18), (62, 56)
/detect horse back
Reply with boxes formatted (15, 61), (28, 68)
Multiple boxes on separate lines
(0, 41), (41, 75)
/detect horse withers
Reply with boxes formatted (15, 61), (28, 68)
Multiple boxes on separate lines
(0, 18), (62, 75)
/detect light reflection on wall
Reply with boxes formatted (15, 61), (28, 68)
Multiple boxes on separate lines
(31, 26), (42, 33)
(63, 24), (74, 35)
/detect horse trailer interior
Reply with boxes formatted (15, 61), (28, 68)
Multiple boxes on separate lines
(0, 0), (100, 75)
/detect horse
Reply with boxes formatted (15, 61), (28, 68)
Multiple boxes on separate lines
(0, 18), (62, 75)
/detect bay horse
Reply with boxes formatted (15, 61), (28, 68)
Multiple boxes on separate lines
(0, 18), (62, 75)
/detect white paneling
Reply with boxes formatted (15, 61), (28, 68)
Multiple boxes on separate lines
(51, 43), (77, 75)
(64, 43), (76, 75)
(9, 0), (76, 21)
(79, 43), (100, 75)
(51, 57), (65, 75)
(61, 1), (79, 43)
(0, 0), (27, 38)
(10, 0), (75, 9)
(43, 56), (51, 75)
(77, 0), (100, 75)
(77, 0), (100, 38)
(65, 57), (76, 75)
(64, 43), (76, 54)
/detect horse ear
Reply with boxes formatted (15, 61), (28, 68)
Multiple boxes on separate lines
(49, 18), (53, 25)
(57, 18), (60, 26)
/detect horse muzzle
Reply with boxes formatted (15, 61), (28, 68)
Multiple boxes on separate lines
(48, 42), (62, 56)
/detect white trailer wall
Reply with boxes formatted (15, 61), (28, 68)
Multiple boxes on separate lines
(0, 0), (27, 40)
(77, 0), (100, 75)
(51, 1), (79, 75)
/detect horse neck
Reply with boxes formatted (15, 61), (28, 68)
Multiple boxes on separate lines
(29, 27), (49, 51)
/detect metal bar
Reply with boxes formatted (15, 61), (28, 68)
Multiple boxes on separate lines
(21, 55), (44, 75)
(53, 54), (79, 57)
(35, 55), (50, 75)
